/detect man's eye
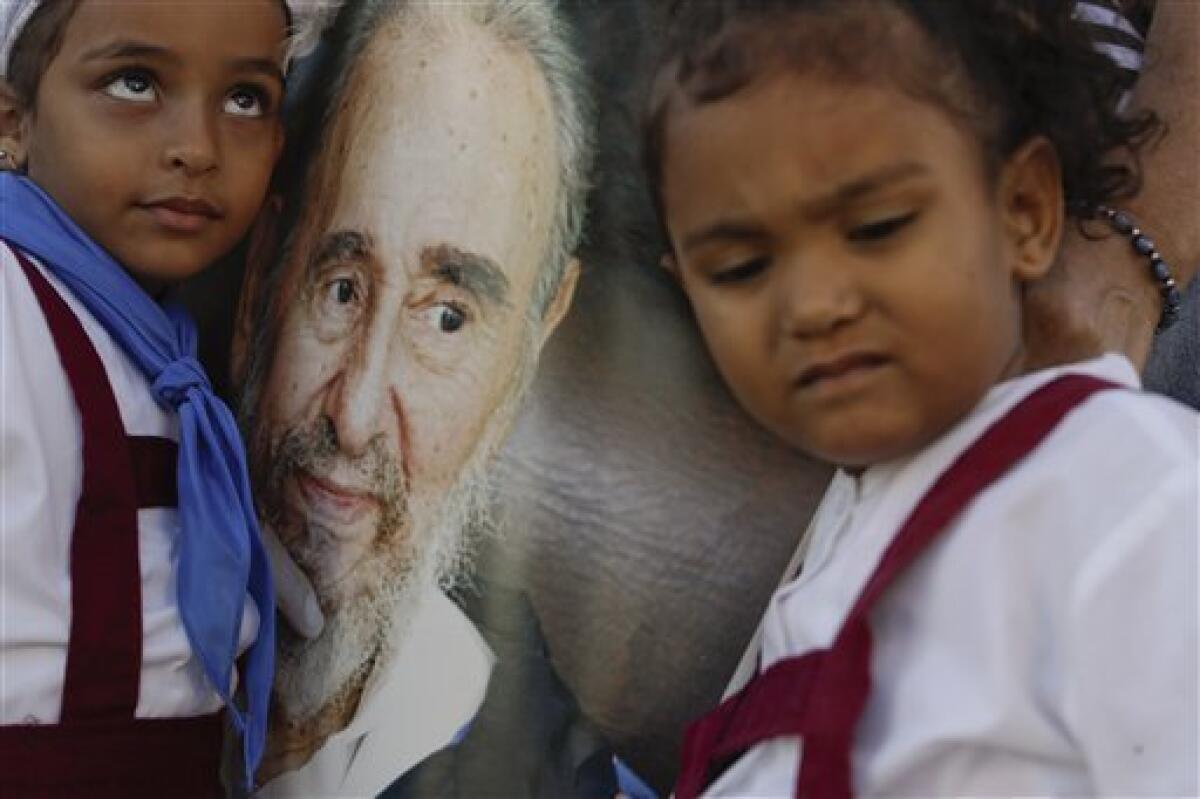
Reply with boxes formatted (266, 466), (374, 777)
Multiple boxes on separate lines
(102, 70), (157, 103)
(847, 212), (918, 243)
(328, 278), (357, 305)
(225, 86), (269, 118)
(310, 273), (365, 339)
(423, 303), (468, 334)
(712, 257), (768, 285)
(316, 275), (364, 324)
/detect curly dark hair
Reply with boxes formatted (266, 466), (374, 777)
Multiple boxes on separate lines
(644, 0), (1160, 234)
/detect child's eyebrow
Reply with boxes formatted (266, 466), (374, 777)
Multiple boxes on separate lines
(80, 40), (177, 65)
(681, 221), (764, 253)
(232, 58), (285, 86)
(682, 162), (930, 253)
(804, 161), (930, 218)
(78, 42), (283, 85)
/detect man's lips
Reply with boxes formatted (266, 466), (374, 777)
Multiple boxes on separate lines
(796, 352), (892, 390)
(294, 471), (380, 529)
(139, 196), (223, 234)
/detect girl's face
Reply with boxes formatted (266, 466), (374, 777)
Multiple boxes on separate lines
(661, 70), (1058, 467)
(18, 0), (286, 286)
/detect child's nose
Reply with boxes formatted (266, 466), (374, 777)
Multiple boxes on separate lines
(778, 254), (865, 338)
(162, 104), (219, 176)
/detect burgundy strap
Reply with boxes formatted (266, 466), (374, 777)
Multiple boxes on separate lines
(0, 713), (224, 798)
(12, 248), (143, 721)
(675, 374), (1116, 798)
(129, 435), (179, 508)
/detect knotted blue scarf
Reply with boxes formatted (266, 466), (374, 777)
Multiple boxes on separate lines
(0, 172), (274, 783)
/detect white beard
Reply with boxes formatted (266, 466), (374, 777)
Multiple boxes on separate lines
(271, 452), (496, 728)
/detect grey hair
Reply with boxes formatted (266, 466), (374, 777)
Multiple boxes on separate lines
(283, 0), (593, 318)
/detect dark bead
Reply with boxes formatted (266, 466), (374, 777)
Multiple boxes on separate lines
(1166, 286), (1183, 308)
(1132, 234), (1155, 256)
(1151, 260), (1171, 281)
(1111, 211), (1135, 233)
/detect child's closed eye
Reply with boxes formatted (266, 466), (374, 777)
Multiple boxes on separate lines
(712, 256), (769, 285)
(847, 212), (918, 244)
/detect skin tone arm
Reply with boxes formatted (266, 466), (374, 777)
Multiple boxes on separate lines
(1025, 0), (1198, 371)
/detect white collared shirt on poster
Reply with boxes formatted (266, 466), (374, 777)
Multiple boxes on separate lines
(711, 354), (1199, 796)
(259, 589), (493, 799)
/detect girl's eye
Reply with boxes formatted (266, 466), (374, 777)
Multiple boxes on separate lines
(847, 212), (918, 243)
(423, 303), (469, 334)
(712, 256), (769, 286)
(102, 71), (156, 103)
(225, 86), (269, 118)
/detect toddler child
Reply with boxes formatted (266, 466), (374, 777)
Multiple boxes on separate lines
(643, 0), (1197, 794)
(0, 0), (308, 794)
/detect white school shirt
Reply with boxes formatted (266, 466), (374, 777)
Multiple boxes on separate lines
(709, 354), (1199, 796)
(0, 244), (259, 722)
(259, 588), (494, 799)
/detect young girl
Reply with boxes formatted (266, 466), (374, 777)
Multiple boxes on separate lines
(0, 0), (307, 794)
(643, 0), (1197, 794)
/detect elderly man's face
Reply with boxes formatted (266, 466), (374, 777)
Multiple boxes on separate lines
(248, 21), (561, 722)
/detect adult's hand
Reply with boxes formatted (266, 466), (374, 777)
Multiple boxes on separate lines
(262, 522), (324, 639)
(1025, 1), (1198, 371)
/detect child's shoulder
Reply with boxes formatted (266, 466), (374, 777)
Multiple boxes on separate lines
(1052, 361), (1197, 470)
(988, 355), (1195, 546)
(952, 357), (1196, 611)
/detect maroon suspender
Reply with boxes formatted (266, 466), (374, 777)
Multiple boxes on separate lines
(16, 245), (145, 720)
(1, 246), (221, 797)
(674, 374), (1117, 799)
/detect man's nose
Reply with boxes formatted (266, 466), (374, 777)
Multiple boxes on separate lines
(777, 252), (865, 338)
(161, 98), (219, 176)
(322, 335), (397, 459)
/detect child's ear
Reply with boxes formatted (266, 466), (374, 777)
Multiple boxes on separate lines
(998, 135), (1064, 283)
(0, 81), (29, 169)
(231, 195), (283, 390)
(661, 251), (682, 284)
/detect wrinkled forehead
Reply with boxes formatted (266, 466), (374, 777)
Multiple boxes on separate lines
(304, 15), (559, 301)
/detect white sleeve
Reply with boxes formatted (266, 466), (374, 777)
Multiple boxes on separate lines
(1061, 467), (1199, 794)
(0, 244), (77, 723)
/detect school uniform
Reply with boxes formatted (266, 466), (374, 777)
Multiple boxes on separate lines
(680, 355), (1199, 796)
(0, 241), (259, 795)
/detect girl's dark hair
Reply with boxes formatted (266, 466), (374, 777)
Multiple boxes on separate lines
(644, 0), (1160, 228)
(6, 0), (80, 108)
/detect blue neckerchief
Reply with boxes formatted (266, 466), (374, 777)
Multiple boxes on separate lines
(0, 172), (274, 785)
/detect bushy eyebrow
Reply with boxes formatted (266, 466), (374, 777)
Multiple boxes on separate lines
(308, 230), (373, 279)
(680, 161), (930, 253)
(423, 244), (511, 309)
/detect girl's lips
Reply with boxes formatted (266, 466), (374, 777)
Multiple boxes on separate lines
(140, 197), (223, 234)
(796, 352), (892, 390)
